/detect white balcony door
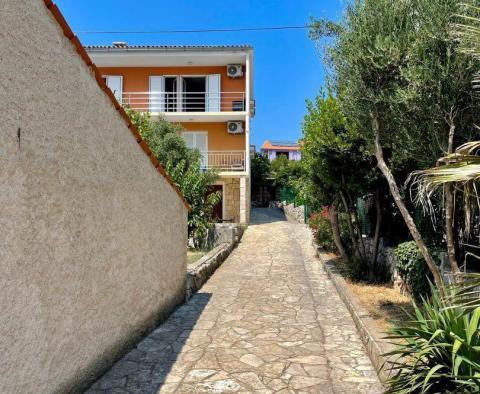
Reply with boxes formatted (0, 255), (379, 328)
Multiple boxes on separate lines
(105, 76), (123, 102)
(206, 74), (221, 112)
(149, 76), (165, 112)
(182, 132), (208, 169)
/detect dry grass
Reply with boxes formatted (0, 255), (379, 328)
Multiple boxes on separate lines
(187, 249), (208, 265)
(347, 281), (412, 332)
(331, 258), (413, 332)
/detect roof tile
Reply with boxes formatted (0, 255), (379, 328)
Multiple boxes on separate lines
(85, 44), (252, 50)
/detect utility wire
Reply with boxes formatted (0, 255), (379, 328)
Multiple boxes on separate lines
(77, 25), (312, 35)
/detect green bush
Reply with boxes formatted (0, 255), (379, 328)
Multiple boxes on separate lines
(345, 255), (370, 281)
(309, 210), (351, 253)
(385, 286), (480, 393)
(309, 212), (336, 251)
(394, 241), (432, 299)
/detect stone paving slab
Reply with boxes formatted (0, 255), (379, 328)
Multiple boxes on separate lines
(86, 208), (383, 393)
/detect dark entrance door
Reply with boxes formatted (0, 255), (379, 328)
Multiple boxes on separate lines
(207, 185), (223, 221)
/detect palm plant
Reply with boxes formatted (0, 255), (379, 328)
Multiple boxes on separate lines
(385, 285), (480, 393)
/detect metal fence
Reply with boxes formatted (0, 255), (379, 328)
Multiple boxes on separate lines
(279, 187), (310, 223)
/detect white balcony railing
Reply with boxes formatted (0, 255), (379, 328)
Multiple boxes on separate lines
(121, 92), (246, 113)
(200, 151), (246, 172)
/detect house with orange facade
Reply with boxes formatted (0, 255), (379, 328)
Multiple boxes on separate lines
(86, 43), (254, 224)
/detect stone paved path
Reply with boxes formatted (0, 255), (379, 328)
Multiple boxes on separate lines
(87, 208), (383, 393)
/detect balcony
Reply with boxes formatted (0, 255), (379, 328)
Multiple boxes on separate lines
(121, 92), (247, 121)
(200, 151), (246, 173)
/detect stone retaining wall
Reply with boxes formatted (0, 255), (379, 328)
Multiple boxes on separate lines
(186, 243), (234, 300)
(279, 202), (306, 223)
(363, 238), (407, 293)
(187, 225), (244, 299)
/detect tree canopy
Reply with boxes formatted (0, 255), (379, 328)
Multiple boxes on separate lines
(127, 109), (220, 241)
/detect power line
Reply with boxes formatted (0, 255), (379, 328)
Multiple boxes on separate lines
(77, 25), (312, 35)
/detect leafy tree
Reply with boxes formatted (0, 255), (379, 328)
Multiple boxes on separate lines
(270, 155), (303, 189)
(127, 109), (220, 242)
(301, 93), (379, 266)
(311, 0), (480, 290)
(251, 152), (271, 188)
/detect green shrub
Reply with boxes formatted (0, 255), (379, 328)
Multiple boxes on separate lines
(345, 255), (370, 281)
(385, 286), (480, 393)
(394, 241), (432, 299)
(309, 212), (336, 251)
(375, 260), (393, 284)
(309, 210), (351, 253)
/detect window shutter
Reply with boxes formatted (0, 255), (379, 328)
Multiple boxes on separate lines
(105, 76), (123, 103)
(149, 76), (165, 112)
(182, 132), (208, 169)
(206, 74), (221, 112)
(182, 132), (194, 149)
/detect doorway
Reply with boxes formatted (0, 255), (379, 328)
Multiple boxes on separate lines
(182, 77), (206, 112)
(165, 77), (178, 112)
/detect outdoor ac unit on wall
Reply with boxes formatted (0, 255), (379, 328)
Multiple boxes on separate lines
(227, 121), (244, 134)
(227, 64), (243, 78)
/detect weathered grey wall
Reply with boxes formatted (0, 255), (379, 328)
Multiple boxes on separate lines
(0, 1), (187, 392)
(282, 202), (306, 224)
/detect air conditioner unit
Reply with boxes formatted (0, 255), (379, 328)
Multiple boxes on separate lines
(227, 64), (243, 78)
(227, 121), (244, 134)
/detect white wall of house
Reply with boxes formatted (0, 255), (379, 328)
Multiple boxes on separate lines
(0, 1), (187, 392)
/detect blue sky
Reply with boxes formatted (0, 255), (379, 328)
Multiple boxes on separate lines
(56, 0), (343, 148)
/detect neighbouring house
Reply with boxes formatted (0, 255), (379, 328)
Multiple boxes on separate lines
(1, 1), (188, 393)
(86, 43), (255, 224)
(261, 140), (301, 161)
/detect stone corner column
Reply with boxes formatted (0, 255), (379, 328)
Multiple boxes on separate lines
(239, 176), (248, 224)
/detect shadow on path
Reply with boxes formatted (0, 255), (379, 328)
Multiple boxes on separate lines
(86, 207), (382, 393)
(250, 207), (286, 225)
(86, 293), (211, 393)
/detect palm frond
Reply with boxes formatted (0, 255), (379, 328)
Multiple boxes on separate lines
(407, 141), (480, 233)
(453, 2), (480, 85)
(453, 3), (480, 58)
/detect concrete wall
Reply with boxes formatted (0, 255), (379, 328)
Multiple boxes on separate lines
(0, 1), (187, 392)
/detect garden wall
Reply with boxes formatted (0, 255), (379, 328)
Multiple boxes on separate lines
(363, 238), (406, 292)
(0, 1), (187, 392)
(282, 202), (306, 223)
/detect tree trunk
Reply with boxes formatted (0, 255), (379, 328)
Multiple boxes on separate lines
(370, 112), (445, 294)
(351, 196), (367, 257)
(341, 175), (367, 257)
(371, 189), (382, 270)
(340, 190), (362, 257)
(445, 114), (461, 278)
(329, 204), (348, 261)
(445, 184), (460, 276)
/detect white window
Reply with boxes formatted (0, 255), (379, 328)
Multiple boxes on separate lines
(182, 132), (208, 169)
(104, 75), (123, 102)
